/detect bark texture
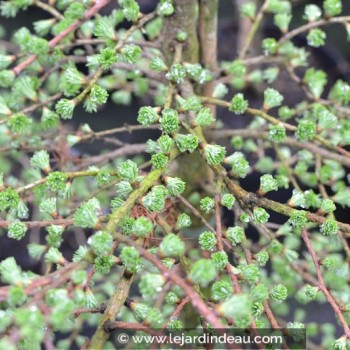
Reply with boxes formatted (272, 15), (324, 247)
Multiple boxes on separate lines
(161, 0), (200, 64)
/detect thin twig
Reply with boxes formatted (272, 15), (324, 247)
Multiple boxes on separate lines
(34, 0), (63, 20)
(279, 16), (350, 44)
(239, 0), (269, 59)
(209, 129), (350, 168)
(114, 232), (224, 329)
(178, 195), (216, 232)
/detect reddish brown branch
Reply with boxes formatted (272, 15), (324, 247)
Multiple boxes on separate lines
(163, 296), (190, 330)
(301, 229), (350, 338)
(150, 296), (190, 349)
(0, 218), (74, 229)
(72, 304), (106, 319)
(263, 302), (280, 330)
(214, 194), (224, 251)
(0, 262), (81, 301)
(115, 233), (224, 329)
(12, 0), (111, 75)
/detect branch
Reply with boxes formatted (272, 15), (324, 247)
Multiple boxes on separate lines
(201, 96), (350, 160)
(0, 262), (81, 301)
(88, 273), (134, 349)
(12, 0), (112, 75)
(198, 0), (218, 115)
(74, 12), (156, 107)
(225, 177), (350, 234)
(34, 0), (63, 20)
(214, 193), (224, 250)
(208, 129), (350, 168)
(239, 0), (269, 59)
(215, 192), (241, 293)
(78, 143), (147, 168)
(72, 304), (106, 319)
(301, 229), (350, 338)
(178, 195), (216, 232)
(114, 232), (224, 329)
(15, 169), (118, 194)
(182, 122), (350, 235)
(161, 0), (199, 64)
(88, 43), (182, 345)
(0, 218), (74, 228)
(279, 16), (350, 45)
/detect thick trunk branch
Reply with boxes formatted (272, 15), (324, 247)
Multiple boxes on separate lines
(161, 0), (199, 64)
(198, 0), (218, 114)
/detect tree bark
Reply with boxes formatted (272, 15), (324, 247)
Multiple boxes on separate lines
(198, 0), (218, 115)
(161, 0), (199, 64)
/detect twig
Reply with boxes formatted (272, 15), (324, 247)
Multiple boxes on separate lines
(0, 262), (81, 301)
(214, 191), (241, 293)
(34, 0), (63, 20)
(12, 0), (112, 75)
(72, 304), (106, 318)
(214, 193), (224, 251)
(279, 16), (350, 45)
(208, 129), (350, 168)
(201, 96), (350, 159)
(301, 229), (350, 338)
(114, 232), (224, 329)
(78, 143), (147, 168)
(239, 0), (269, 59)
(178, 195), (216, 232)
(274, 144), (301, 192)
(89, 42), (182, 345)
(198, 0), (218, 115)
(184, 121), (350, 236)
(15, 169), (118, 194)
(74, 12), (157, 107)
(0, 218), (74, 228)
(77, 124), (160, 143)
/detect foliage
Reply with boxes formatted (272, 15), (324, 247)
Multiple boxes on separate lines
(0, 0), (350, 349)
